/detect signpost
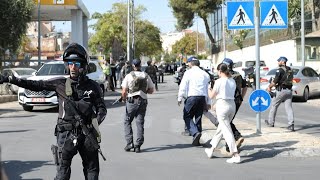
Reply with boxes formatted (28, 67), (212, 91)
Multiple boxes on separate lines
(226, 0), (288, 133)
(249, 89), (271, 112)
(227, 1), (255, 30)
(260, 0), (288, 29)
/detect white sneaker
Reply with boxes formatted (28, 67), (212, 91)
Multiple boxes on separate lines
(205, 148), (214, 158)
(226, 155), (241, 164)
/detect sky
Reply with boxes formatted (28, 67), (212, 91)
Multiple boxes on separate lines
(53, 0), (205, 34)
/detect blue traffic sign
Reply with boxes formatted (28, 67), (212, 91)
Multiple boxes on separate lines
(260, 0), (288, 29)
(227, 1), (255, 30)
(249, 89), (271, 112)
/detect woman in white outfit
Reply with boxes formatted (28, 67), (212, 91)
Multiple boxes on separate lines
(204, 63), (241, 164)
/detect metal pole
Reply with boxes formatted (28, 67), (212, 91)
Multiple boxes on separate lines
(301, 0), (305, 66)
(222, 0), (226, 58)
(38, 0), (41, 66)
(254, 0), (261, 134)
(127, 0), (130, 63)
(196, 16), (199, 55)
(131, 0), (135, 60)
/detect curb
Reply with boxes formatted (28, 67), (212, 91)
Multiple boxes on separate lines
(201, 113), (320, 158)
(0, 95), (17, 104)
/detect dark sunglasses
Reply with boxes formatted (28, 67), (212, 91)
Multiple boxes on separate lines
(67, 61), (81, 68)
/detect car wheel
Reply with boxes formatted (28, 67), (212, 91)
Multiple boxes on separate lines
(23, 105), (33, 111)
(301, 87), (309, 102)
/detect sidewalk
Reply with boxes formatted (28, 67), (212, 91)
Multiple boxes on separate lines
(201, 116), (320, 158)
(0, 95), (17, 104)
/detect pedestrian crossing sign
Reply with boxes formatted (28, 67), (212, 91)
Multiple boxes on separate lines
(227, 1), (255, 30)
(260, 0), (288, 29)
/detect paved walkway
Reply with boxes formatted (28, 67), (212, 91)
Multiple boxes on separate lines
(201, 115), (320, 158)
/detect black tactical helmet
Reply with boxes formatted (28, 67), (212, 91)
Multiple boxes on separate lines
(222, 58), (234, 70)
(63, 43), (90, 75)
(63, 43), (89, 66)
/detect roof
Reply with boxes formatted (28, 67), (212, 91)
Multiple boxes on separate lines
(305, 30), (320, 38)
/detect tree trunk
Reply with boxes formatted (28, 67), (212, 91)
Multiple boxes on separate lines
(201, 17), (215, 45)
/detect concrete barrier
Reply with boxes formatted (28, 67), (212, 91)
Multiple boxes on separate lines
(0, 95), (17, 104)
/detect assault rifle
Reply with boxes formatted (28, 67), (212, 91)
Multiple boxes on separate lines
(66, 99), (107, 161)
(111, 96), (123, 105)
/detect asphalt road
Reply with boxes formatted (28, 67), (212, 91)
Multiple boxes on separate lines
(1, 75), (320, 180)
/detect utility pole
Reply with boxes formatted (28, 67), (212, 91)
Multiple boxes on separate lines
(38, 0), (41, 66)
(301, 0), (305, 66)
(127, 0), (135, 63)
(196, 16), (199, 55)
(222, 0), (226, 58)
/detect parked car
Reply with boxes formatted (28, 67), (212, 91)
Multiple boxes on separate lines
(18, 60), (107, 111)
(1, 68), (37, 94)
(260, 66), (320, 102)
(233, 60), (269, 89)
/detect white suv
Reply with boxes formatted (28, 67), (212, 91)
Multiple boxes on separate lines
(233, 60), (269, 78)
(18, 60), (107, 111)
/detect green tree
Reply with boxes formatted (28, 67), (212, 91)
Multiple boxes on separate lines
(171, 32), (205, 55)
(226, 29), (250, 50)
(89, 3), (162, 59)
(169, 0), (219, 46)
(0, 0), (34, 59)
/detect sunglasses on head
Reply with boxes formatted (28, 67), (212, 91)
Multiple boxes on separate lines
(67, 61), (81, 68)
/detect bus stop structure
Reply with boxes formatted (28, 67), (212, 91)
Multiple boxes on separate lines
(31, 0), (90, 48)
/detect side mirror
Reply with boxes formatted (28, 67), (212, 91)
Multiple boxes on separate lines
(32, 72), (36, 76)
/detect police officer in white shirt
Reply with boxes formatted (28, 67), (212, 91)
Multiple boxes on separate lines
(121, 59), (155, 153)
(177, 56), (210, 146)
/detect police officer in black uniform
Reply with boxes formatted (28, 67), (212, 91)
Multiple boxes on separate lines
(0, 43), (107, 180)
(265, 56), (294, 131)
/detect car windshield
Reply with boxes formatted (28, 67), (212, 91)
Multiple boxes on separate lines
(267, 68), (299, 76)
(37, 64), (67, 76)
(245, 61), (266, 67)
(15, 69), (36, 76)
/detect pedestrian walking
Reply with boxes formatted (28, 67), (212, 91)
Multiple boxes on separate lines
(121, 59), (155, 153)
(177, 56), (210, 146)
(0, 43), (107, 179)
(221, 58), (247, 153)
(204, 63), (241, 164)
(265, 56), (294, 131)
(144, 60), (158, 91)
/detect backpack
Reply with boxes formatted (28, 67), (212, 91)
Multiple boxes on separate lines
(280, 66), (293, 87)
(129, 71), (148, 94)
(231, 71), (243, 102)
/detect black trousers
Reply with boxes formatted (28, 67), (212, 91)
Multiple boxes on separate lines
(230, 101), (242, 139)
(55, 131), (99, 180)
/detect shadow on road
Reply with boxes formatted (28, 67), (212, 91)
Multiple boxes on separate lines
(0, 115), (35, 119)
(142, 143), (193, 152)
(240, 140), (298, 163)
(3, 160), (52, 180)
(0, 129), (33, 134)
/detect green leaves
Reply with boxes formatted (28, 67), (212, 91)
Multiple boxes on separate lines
(171, 32), (205, 55)
(89, 2), (162, 59)
(169, 0), (219, 45)
(0, 0), (34, 57)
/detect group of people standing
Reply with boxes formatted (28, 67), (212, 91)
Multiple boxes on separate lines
(100, 59), (162, 92)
